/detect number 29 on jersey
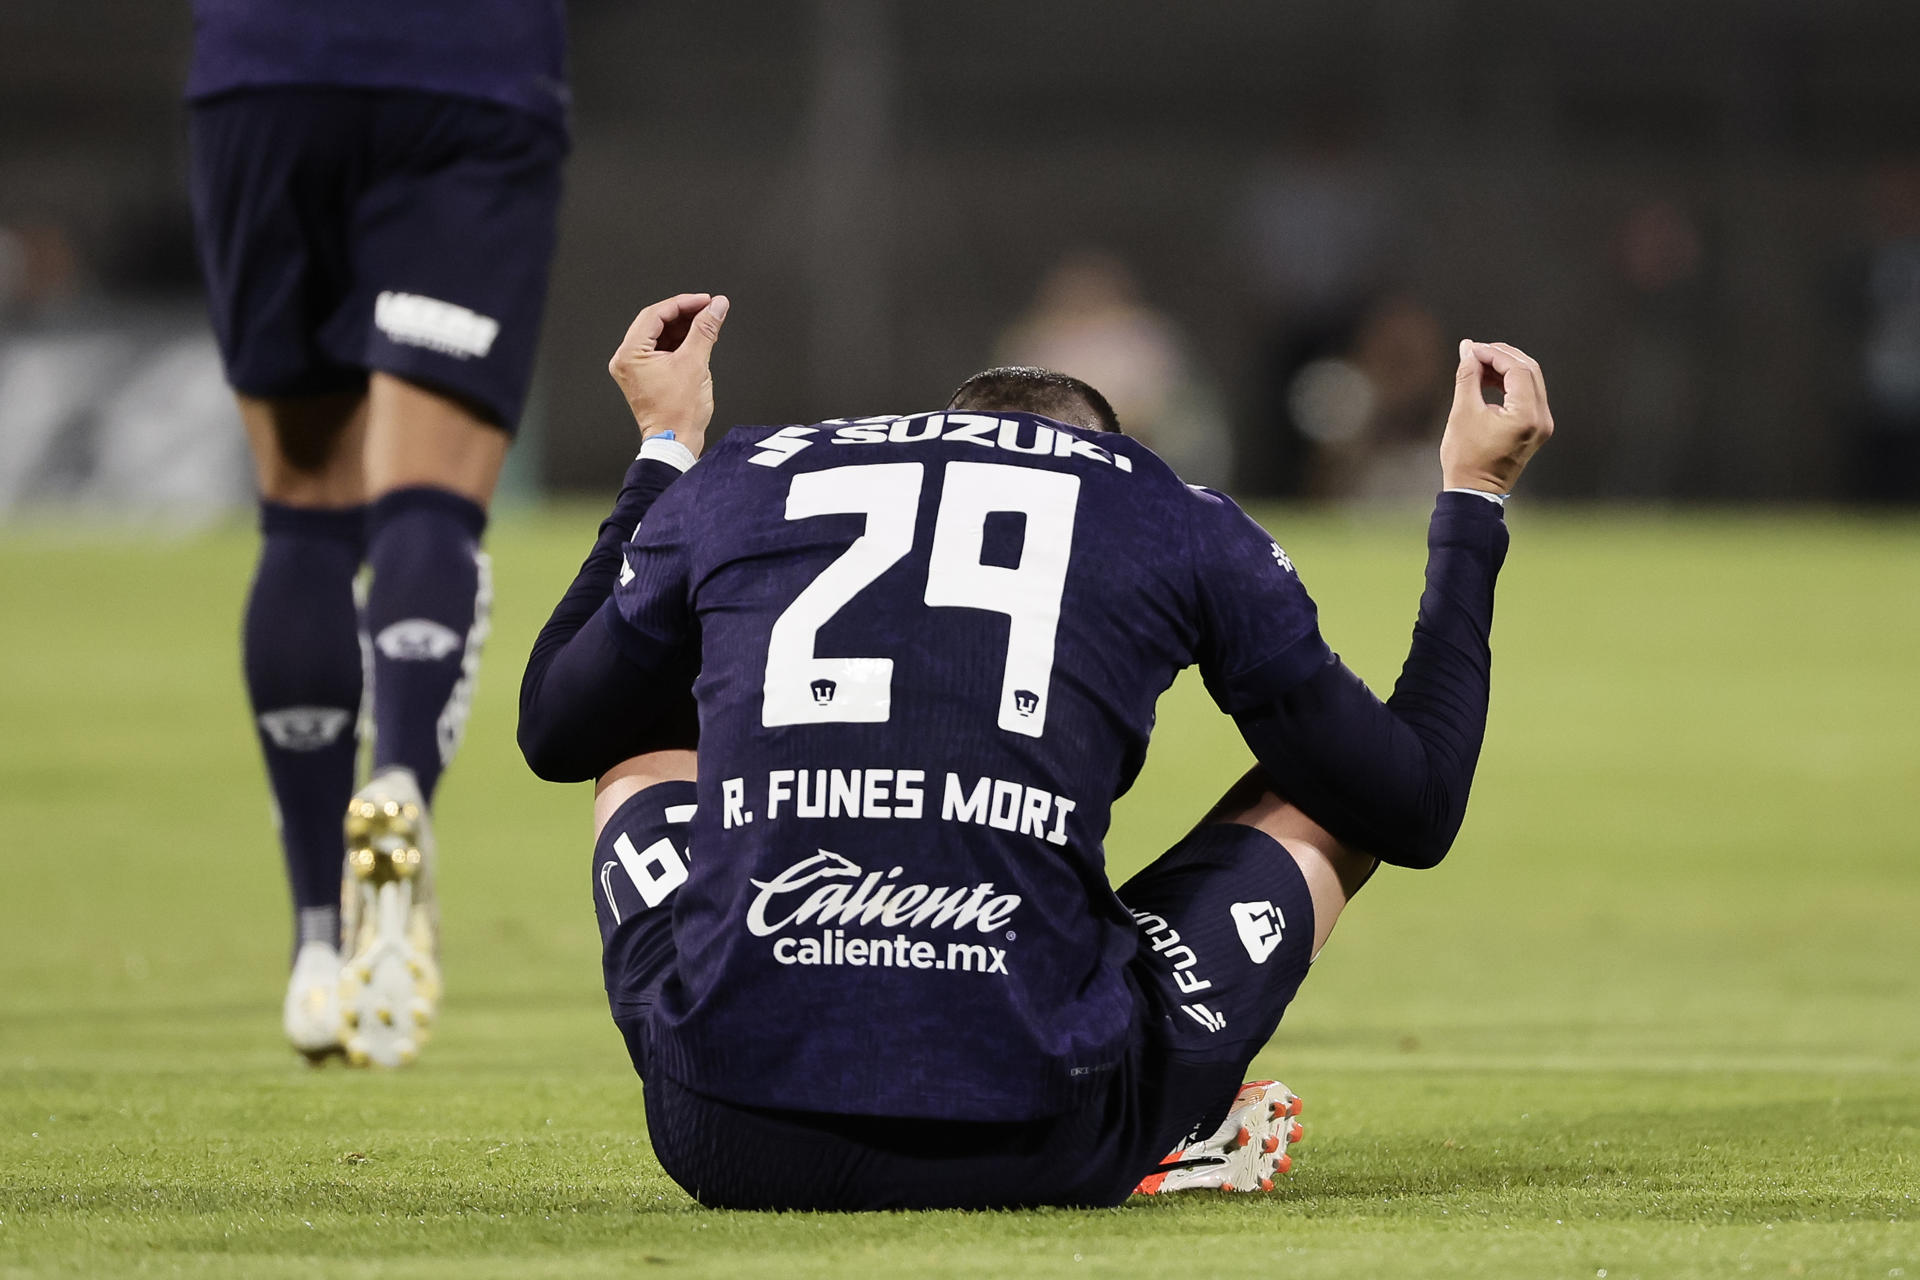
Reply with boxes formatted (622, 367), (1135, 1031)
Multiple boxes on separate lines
(762, 461), (1080, 739)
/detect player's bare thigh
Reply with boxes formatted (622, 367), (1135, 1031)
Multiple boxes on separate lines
(1203, 774), (1378, 960)
(595, 749), (698, 840)
(364, 372), (511, 507)
(238, 391), (368, 507)
(240, 373), (511, 509)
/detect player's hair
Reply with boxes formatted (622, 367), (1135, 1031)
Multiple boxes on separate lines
(946, 367), (1122, 434)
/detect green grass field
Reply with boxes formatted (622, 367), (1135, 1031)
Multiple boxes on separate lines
(2, 504), (1916, 1278)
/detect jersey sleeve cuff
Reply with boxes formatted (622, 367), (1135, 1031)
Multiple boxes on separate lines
(1442, 487), (1508, 506)
(1203, 628), (1336, 714)
(638, 435), (697, 472)
(604, 455), (688, 544)
(1430, 489), (1510, 552)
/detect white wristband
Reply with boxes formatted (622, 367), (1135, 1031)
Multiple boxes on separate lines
(638, 435), (697, 473)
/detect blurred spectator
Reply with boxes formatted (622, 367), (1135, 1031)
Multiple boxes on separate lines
(1604, 199), (1708, 499)
(0, 223), (83, 324)
(1234, 151), (1399, 497)
(994, 248), (1233, 486)
(1847, 162), (1920, 503)
(1284, 294), (1451, 502)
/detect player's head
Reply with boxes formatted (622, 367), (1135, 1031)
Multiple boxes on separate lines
(946, 367), (1121, 434)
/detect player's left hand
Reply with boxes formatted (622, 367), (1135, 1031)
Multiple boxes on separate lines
(1441, 339), (1554, 495)
(608, 292), (730, 455)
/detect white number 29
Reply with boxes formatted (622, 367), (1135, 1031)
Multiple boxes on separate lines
(761, 461), (1081, 738)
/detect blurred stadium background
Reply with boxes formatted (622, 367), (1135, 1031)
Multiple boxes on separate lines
(4, 0), (1920, 511)
(3, 4), (1917, 1275)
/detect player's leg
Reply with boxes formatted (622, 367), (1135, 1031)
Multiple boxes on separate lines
(335, 92), (564, 1064)
(359, 376), (505, 806)
(1193, 769), (1380, 958)
(190, 88), (383, 1057)
(589, 751), (698, 1080)
(236, 393), (371, 1058)
(1115, 772), (1377, 1197)
(338, 384), (502, 1067)
(350, 89), (561, 806)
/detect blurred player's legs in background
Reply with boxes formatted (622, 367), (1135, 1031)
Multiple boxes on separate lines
(237, 391), (367, 1057)
(361, 374), (507, 807)
(191, 85), (563, 1063)
(235, 377), (506, 1063)
(339, 376), (506, 1068)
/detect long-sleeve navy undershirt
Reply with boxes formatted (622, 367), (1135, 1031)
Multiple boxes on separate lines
(519, 469), (1508, 872)
(518, 453), (697, 782)
(1233, 492), (1508, 869)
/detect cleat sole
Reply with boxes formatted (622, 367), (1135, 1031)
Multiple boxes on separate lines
(1133, 1081), (1302, 1196)
(338, 878), (440, 1068)
(338, 770), (439, 1070)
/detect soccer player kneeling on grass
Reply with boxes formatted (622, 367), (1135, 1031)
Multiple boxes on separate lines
(518, 294), (1552, 1209)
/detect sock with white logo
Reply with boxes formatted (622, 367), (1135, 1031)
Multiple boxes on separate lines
(246, 502), (367, 952)
(364, 486), (490, 804)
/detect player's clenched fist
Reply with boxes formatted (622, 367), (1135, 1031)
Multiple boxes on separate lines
(1441, 339), (1554, 495)
(608, 292), (730, 455)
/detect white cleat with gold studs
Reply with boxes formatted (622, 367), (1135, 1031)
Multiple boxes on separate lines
(338, 767), (441, 1068)
(284, 940), (346, 1061)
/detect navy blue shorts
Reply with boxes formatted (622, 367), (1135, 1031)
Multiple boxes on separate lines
(188, 87), (565, 430)
(592, 783), (1316, 1210)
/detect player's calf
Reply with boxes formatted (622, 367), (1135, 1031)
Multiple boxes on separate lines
(363, 486), (490, 805)
(244, 501), (366, 970)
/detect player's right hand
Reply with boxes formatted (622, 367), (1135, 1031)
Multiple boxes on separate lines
(1440, 339), (1554, 495)
(608, 292), (730, 456)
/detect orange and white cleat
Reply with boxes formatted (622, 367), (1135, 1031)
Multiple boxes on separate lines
(1133, 1080), (1304, 1195)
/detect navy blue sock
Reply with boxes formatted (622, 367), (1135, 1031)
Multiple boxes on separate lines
(245, 502), (367, 950)
(364, 486), (490, 804)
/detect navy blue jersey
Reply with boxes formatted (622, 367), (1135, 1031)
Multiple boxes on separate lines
(186, 0), (568, 127)
(608, 413), (1331, 1120)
